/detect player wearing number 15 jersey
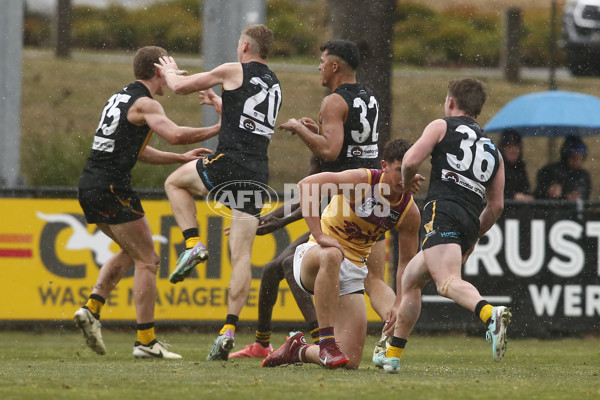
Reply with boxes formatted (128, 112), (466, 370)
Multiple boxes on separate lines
(75, 46), (218, 359)
(155, 25), (282, 360)
(374, 78), (511, 374)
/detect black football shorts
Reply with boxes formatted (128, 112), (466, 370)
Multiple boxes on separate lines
(196, 153), (269, 218)
(419, 199), (479, 255)
(78, 185), (145, 225)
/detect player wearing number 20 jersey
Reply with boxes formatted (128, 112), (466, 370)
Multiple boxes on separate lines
(196, 61), (281, 215)
(196, 62), (281, 215)
(213, 61), (281, 172)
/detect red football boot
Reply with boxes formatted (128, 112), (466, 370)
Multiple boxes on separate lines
(261, 332), (307, 367)
(318, 342), (349, 369)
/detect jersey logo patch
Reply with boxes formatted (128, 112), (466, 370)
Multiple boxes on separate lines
(346, 144), (378, 159)
(441, 169), (485, 198)
(242, 119), (256, 132)
(92, 136), (115, 153)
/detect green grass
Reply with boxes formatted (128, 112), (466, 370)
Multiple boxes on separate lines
(0, 330), (598, 399)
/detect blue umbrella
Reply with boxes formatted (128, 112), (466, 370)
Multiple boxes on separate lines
(484, 90), (600, 137)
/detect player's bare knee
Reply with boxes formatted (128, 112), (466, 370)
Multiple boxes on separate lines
(136, 256), (160, 274)
(438, 276), (459, 297)
(263, 260), (285, 281)
(320, 247), (343, 266)
(164, 172), (174, 191)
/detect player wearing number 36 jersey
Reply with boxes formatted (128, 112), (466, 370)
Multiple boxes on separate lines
(426, 115), (500, 230)
(374, 78), (511, 374)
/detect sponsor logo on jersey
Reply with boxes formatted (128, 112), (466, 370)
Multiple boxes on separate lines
(92, 136), (115, 153)
(357, 197), (378, 216)
(388, 210), (400, 223)
(243, 119), (256, 132)
(347, 144), (378, 159)
(239, 117), (275, 139)
(440, 231), (460, 239)
(441, 169), (485, 198)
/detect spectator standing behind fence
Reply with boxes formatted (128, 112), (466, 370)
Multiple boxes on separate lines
(498, 129), (533, 201)
(534, 135), (591, 201)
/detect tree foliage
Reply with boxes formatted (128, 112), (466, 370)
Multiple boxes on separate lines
(23, 0), (563, 67)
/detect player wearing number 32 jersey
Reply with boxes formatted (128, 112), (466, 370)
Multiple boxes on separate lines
(318, 82), (380, 172)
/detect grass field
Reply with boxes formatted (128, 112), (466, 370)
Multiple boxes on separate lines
(0, 330), (598, 400)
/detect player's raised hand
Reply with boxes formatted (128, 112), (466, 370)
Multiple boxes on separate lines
(180, 148), (213, 163)
(256, 214), (285, 236)
(154, 56), (187, 75)
(299, 117), (319, 134)
(199, 89), (222, 114)
(403, 174), (426, 195)
(278, 118), (301, 135)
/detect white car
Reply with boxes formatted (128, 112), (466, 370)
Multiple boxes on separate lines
(562, 0), (600, 75)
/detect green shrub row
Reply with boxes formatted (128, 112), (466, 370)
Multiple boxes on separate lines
(24, 0), (563, 67)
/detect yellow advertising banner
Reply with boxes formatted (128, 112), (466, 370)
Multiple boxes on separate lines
(0, 197), (388, 324)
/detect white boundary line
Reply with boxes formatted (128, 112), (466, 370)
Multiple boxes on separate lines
(421, 295), (512, 303)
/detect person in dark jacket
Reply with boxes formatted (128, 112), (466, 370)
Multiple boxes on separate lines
(498, 129), (533, 201)
(534, 135), (591, 201)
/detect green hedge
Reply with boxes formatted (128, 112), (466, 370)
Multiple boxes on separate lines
(24, 0), (563, 67)
(393, 4), (503, 67)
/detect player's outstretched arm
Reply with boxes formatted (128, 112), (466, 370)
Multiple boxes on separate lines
(256, 154), (322, 236)
(155, 56), (241, 95)
(138, 146), (212, 165)
(402, 119), (446, 190)
(278, 95), (345, 162)
(133, 97), (221, 145)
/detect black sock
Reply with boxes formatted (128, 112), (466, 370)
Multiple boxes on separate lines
(390, 336), (407, 349)
(182, 228), (199, 241)
(225, 314), (239, 326)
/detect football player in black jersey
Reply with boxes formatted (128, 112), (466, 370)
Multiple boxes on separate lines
(374, 78), (510, 374)
(231, 40), (399, 359)
(74, 46), (219, 359)
(154, 25), (282, 361)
